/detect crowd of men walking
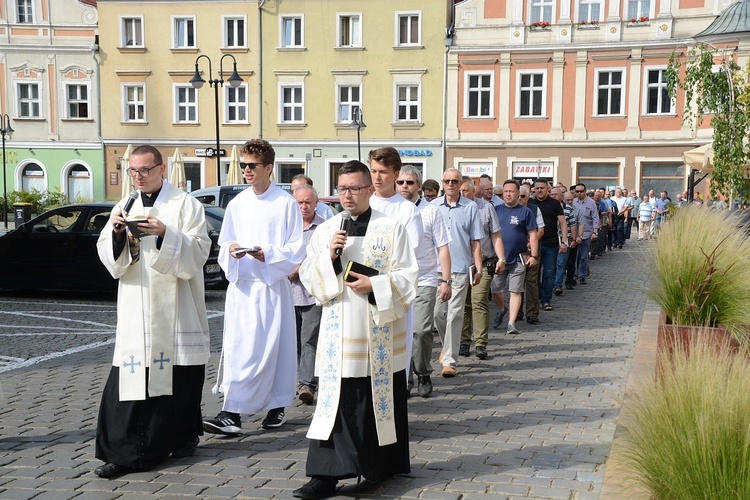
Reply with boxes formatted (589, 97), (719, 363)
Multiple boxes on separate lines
(92, 140), (663, 500)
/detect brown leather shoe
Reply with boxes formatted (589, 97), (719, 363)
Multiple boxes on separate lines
(441, 366), (456, 377)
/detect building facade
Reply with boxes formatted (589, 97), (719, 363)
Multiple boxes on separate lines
(0, 0), (101, 203)
(446, 0), (745, 196)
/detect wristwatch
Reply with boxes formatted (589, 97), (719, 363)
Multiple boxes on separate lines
(498, 258), (506, 263)
(440, 278), (453, 285)
(530, 255), (539, 259)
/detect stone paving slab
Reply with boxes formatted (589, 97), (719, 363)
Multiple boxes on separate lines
(0, 242), (652, 498)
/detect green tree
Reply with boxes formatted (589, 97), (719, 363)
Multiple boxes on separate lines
(667, 44), (750, 204)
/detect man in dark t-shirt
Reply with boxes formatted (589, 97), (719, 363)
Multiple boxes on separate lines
(528, 179), (567, 313)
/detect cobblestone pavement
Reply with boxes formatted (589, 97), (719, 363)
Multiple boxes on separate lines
(0, 241), (650, 499)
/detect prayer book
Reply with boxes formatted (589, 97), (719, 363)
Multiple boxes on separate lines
(126, 215), (150, 238)
(344, 260), (379, 282)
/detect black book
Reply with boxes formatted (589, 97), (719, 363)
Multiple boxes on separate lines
(344, 260), (379, 282)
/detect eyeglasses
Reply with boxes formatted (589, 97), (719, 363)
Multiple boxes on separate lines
(127, 165), (160, 177)
(442, 179), (460, 185)
(336, 185), (371, 194)
(519, 194), (528, 198)
(574, 190), (585, 193)
(395, 179), (416, 186)
(241, 162), (265, 170)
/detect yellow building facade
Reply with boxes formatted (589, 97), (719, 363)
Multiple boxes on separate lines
(98, 0), (260, 199)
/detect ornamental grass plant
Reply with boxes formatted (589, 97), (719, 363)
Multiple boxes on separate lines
(647, 206), (750, 343)
(621, 336), (750, 498)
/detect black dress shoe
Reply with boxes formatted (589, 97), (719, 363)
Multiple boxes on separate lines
(526, 316), (539, 324)
(417, 375), (433, 397)
(94, 463), (132, 478)
(172, 436), (199, 457)
(293, 477), (338, 499)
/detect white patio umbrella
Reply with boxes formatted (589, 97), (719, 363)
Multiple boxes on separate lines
(226, 144), (244, 185)
(170, 148), (187, 191)
(120, 144), (134, 199)
(683, 143), (714, 173)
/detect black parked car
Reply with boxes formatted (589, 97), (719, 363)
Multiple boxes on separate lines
(0, 203), (225, 293)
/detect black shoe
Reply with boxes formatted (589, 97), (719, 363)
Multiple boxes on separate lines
(526, 316), (539, 324)
(172, 436), (199, 457)
(564, 283), (574, 290)
(580, 278), (587, 284)
(554, 287), (563, 296)
(293, 477), (338, 499)
(459, 344), (470, 357)
(94, 463), (132, 479)
(203, 411), (242, 435)
(619, 244), (623, 249)
(475, 346), (488, 360)
(261, 407), (285, 429)
(417, 375), (433, 397)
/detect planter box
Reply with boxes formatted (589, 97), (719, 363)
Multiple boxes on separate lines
(528, 26), (552, 32)
(627, 21), (650, 27)
(657, 309), (739, 361)
(577, 24), (600, 30)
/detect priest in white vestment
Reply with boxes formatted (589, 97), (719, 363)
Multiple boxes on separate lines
(294, 160), (418, 500)
(94, 145), (211, 478)
(203, 139), (304, 436)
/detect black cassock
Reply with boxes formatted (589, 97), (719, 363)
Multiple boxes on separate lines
(95, 365), (204, 470)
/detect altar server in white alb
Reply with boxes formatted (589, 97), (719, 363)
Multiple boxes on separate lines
(94, 145), (211, 479)
(203, 139), (304, 435)
(294, 160), (418, 500)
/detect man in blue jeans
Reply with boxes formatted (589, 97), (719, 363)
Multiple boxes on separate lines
(528, 179), (567, 313)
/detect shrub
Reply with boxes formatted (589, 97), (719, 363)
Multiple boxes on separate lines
(7, 189), (70, 214)
(647, 206), (750, 343)
(622, 337), (750, 498)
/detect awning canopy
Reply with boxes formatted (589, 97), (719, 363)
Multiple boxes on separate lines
(683, 143), (715, 173)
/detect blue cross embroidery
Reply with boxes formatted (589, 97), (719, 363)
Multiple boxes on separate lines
(123, 355), (141, 374)
(153, 352), (170, 370)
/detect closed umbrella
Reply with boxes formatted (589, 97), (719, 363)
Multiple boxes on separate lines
(170, 148), (187, 191)
(226, 144), (244, 185)
(120, 144), (134, 199)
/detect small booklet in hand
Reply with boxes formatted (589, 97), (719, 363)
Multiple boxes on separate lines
(344, 260), (379, 282)
(126, 215), (150, 238)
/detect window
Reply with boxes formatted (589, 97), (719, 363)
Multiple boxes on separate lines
(645, 68), (674, 115)
(175, 85), (198, 123)
(518, 72), (545, 117)
(641, 162), (684, 198)
(121, 16), (144, 47)
(17, 82), (41, 118)
(465, 73), (492, 118)
(627, 0), (650, 19)
(225, 84), (248, 123)
(397, 12), (420, 46)
(281, 16), (303, 47)
(277, 163), (305, 184)
(579, 0), (603, 22)
(396, 84), (420, 121)
(281, 85), (303, 123)
(224, 16), (246, 48)
(338, 14), (361, 47)
(67, 164), (92, 201)
(337, 85), (361, 123)
(66, 84), (89, 119)
(123, 84), (146, 122)
(595, 70), (624, 116)
(173, 16), (196, 49)
(17, 0), (33, 23)
(531, 0), (554, 23)
(577, 163), (619, 190)
(22, 163), (46, 192)
(184, 161), (202, 192)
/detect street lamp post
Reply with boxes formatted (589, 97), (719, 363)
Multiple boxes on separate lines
(1, 115), (14, 230)
(349, 108), (367, 161)
(190, 54), (243, 186)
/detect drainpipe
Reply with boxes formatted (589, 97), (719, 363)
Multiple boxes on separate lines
(258, 0), (268, 139)
(91, 35), (105, 200)
(442, 4), (455, 174)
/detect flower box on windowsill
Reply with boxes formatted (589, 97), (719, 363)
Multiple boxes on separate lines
(528, 25), (552, 32)
(627, 18), (650, 27)
(577, 22), (600, 30)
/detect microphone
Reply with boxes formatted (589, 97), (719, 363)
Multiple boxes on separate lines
(335, 210), (352, 256)
(115, 190), (139, 230)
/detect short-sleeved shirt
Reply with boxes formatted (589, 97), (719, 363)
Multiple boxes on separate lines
(653, 198), (668, 216)
(415, 202), (451, 287)
(573, 196), (600, 239)
(495, 203), (537, 264)
(432, 195), (483, 274)
(475, 197), (501, 260)
(291, 213), (325, 306)
(529, 196), (564, 247)
(639, 202), (654, 221)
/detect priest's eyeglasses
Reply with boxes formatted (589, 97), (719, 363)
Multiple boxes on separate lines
(127, 165), (160, 177)
(336, 185), (371, 194)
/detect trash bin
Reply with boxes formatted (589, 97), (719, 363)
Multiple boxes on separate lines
(13, 203), (33, 226)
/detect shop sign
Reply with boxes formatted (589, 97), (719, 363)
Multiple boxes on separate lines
(460, 162), (493, 176)
(512, 161), (554, 177)
(398, 149), (432, 157)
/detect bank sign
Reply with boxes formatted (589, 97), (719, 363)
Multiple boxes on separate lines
(398, 149), (432, 157)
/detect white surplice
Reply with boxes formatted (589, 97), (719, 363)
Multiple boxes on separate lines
(300, 209), (418, 445)
(97, 180), (211, 401)
(217, 182), (304, 414)
(369, 193), (423, 375)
